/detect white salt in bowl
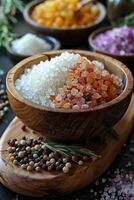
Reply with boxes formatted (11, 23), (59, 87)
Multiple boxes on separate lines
(6, 34), (61, 63)
(6, 50), (133, 142)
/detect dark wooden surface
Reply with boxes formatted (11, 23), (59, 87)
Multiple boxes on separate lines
(0, 15), (134, 200)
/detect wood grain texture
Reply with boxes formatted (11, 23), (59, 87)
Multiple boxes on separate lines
(6, 50), (134, 142)
(0, 94), (134, 197)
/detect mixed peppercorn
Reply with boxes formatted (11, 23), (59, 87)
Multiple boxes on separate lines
(0, 70), (9, 120)
(7, 136), (99, 173)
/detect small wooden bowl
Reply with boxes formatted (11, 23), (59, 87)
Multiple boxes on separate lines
(6, 50), (133, 142)
(6, 34), (61, 63)
(23, 0), (106, 46)
(88, 26), (134, 64)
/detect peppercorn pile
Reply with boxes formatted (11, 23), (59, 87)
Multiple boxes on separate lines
(0, 69), (9, 121)
(7, 136), (100, 173)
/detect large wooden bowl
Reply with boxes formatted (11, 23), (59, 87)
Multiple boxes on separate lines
(88, 26), (134, 64)
(6, 50), (133, 142)
(23, 0), (106, 46)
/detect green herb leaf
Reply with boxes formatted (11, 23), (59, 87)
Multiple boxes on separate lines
(42, 140), (101, 160)
(112, 12), (134, 27)
(0, 0), (24, 49)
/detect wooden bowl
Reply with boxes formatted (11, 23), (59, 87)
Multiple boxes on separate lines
(6, 50), (133, 142)
(6, 34), (61, 63)
(88, 26), (134, 64)
(23, 0), (106, 46)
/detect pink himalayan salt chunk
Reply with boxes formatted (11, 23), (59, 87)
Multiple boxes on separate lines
(72, 105), (80, 110)
(81, 104), (89, 109)
(81, 71), (90, 78)
(92, 93), (101, 99)
(101, 84), (108, 91)
(86, 83), (91, 91)
(55, 94), (63, 102)
(75, 92), (83, 98)
(71, 88), (79, 96)
(63, 102), (71, 109)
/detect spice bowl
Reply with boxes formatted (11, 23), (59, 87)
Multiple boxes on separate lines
(88, 26), (134, 64)
(6, 50), (133, 142)
(6, 34), (61, 63)
(23, 0), (106, 46)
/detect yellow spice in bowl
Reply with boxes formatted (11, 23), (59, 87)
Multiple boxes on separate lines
(32, 0), (100, 28)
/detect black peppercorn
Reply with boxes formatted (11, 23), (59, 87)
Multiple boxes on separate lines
(16, 156), (21, 162)
(35, 158), (40, 163)
(38, 161), (43, 167)
(42, 164), (47, 170)
(22, 136), (26, 140)
(28, 154), (33, 159)
(59, 164), (64, 170)
(47, 166), (53, 172)
(56, 166), (61, 171)
(23, 157), (29, 164)
(83, 94), (91, 101)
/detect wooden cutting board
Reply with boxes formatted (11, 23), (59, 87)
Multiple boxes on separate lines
(0, 95), (134, 197)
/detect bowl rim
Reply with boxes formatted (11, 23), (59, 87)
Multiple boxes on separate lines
(23, 0), (106, 31)
(6, 50), (134, 113)
(89, 26), (134, 58)
(6, 34), (61, 58)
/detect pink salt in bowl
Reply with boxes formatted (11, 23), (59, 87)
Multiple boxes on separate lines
(88, 26), (134, 64)
(6, 50), (133, 142)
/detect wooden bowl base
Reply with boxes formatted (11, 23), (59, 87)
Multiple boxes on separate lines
(0, 95), (134, 197)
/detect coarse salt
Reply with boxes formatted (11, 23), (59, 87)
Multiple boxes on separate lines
(15, 52), (80, 107)
(12, 33), (51, 56)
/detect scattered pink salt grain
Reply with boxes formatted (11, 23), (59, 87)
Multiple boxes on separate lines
(100, 169), (134, 200)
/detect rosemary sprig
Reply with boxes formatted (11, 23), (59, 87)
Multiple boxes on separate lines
(112, 12), (134, 27)
(0, 0), (24, 48)
(0, 22), (15, 47)
(42, 140), (101, 160)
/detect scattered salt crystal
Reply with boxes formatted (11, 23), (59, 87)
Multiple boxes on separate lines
(126, 161), (132, 167)
(102, 178), (106, 183)
(95, 180), (99, 186)
(12, 33), (51, 56)
(90, 189), (94, 193)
